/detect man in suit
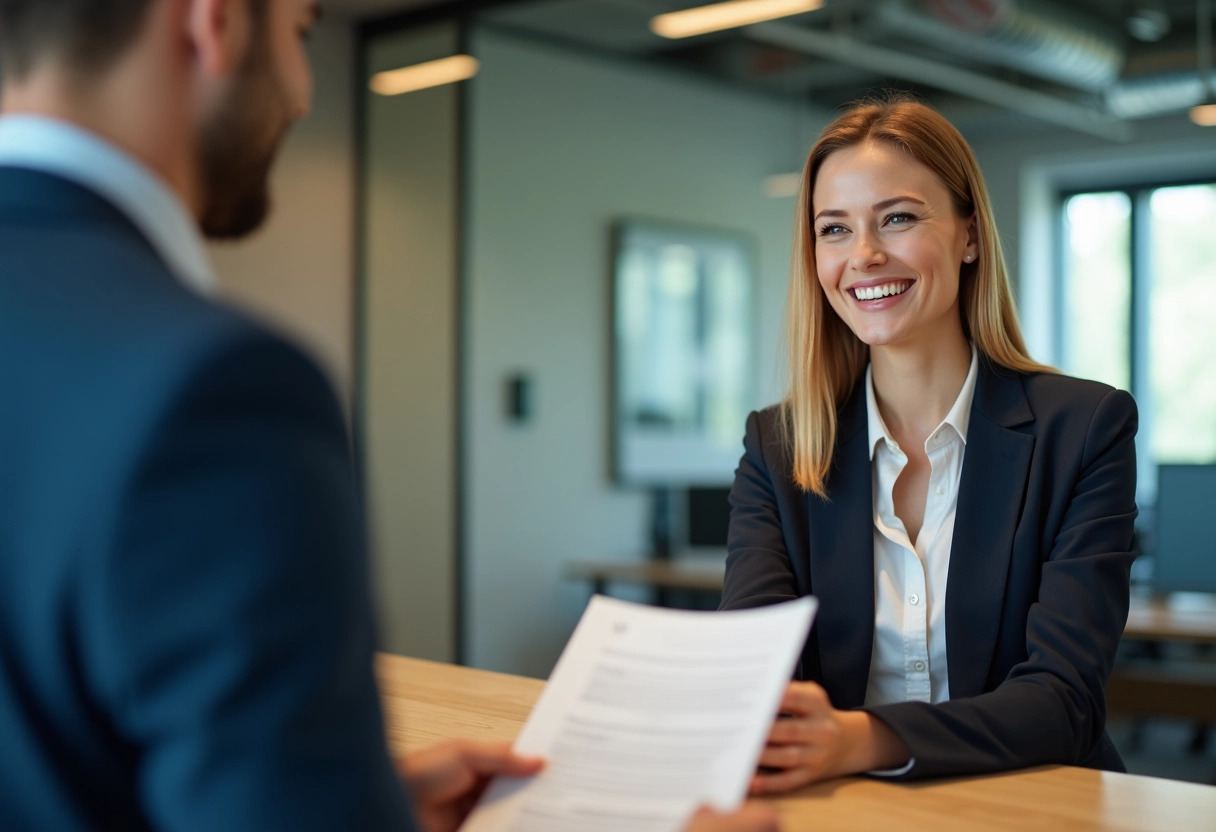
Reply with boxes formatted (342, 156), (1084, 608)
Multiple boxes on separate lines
(0, 1), (777, 830)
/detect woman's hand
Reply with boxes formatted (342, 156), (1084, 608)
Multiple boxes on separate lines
(398, 740), (544, 832)
(749, 682), (910, 794)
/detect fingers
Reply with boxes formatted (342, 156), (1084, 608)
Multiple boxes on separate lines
(766, 714), (841, 746)
(750, 764), (818, 795)
(400, 740), (544, 806)
(750, 743), (837, 794)
(777, 681), (831, 717)
(453, 740), (545, 778)
(686, 803), (780, 832)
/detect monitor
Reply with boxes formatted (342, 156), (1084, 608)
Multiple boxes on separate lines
(686, 486), (732, 549)
(1153, 464), (1216, 593)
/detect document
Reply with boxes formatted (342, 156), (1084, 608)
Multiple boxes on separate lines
(461, 594), (817, 832)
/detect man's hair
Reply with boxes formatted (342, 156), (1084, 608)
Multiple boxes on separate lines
(0, 0), (267, 80)
(0, 0), (158, 78)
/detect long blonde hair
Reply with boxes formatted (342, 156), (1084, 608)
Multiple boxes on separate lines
(783, 96), (1053, 496)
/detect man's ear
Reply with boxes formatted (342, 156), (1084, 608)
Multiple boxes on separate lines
(188, 0), (254, 76)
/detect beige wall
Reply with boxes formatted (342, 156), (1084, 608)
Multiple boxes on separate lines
(210, 15), (356, 406)
(360, 22), (462, 662)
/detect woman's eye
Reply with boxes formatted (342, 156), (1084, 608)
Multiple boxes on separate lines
(886, 212), (917, 226)
(817, 223), (847, 237)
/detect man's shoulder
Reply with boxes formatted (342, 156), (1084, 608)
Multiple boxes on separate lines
(0, 212), (340, 453)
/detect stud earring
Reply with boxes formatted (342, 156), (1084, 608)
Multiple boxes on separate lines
(964, 253), (974, 262)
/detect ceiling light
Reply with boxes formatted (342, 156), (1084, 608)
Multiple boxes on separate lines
(651, 0), (823, 40)
(1193, 0), (1215, 126)
(370, 55), (480, 97)
(1126, 6), (1170, 42)
(1191, 102), (1216, 126)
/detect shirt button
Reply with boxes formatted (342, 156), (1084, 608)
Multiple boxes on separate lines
(914, 662), (926, 672)
(908, 594), (920, 605)
(935, 485), (946, 495)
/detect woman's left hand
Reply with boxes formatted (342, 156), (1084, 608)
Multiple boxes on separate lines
(749, 682), (910, 794)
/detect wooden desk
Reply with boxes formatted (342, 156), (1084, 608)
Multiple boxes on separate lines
(1108, 590), (1216, 723)
(565, 560), (725, 596)
(376, 653), (1216, 831)
(1123, 591), (1216, 645)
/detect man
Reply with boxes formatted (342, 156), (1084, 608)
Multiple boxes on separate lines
(0, 1), (779, 829)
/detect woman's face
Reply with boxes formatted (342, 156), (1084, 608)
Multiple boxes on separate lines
(811, 141), (976, 352)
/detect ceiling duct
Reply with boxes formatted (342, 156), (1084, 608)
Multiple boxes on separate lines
(874, 0), (1125, 91)
(1106, 71), (1208, 119)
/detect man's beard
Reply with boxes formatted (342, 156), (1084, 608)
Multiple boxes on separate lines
(197, 46), (290, 240)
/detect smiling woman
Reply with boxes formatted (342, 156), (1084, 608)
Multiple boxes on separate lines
(720, 95), (1140, 789)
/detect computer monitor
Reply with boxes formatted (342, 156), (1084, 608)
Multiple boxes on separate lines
(686, 486), (732, 549)
(1153, 464), (1216, 593)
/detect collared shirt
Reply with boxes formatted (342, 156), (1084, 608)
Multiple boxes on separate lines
(0, 114), (215, 294)
(864, 344), (979, 708)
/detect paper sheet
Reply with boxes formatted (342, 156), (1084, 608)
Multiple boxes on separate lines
(460, 594), (817, 832)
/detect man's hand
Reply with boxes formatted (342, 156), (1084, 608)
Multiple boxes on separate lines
(684, 804), (781, 831)
(398, 740), (543, 832)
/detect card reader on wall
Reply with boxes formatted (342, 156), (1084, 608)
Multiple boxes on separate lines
(506, 373), (531, 423)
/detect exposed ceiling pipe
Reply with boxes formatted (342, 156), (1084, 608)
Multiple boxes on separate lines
(1106, 71), (1207, 119)
(742, 20), (1131, 140)
(874, 0), (1125, 92)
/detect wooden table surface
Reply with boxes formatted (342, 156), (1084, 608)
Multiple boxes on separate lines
(375, 653), (1216, 831)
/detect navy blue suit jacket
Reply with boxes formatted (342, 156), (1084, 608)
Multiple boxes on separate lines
(0, 168), (416, 829)
(721, 357), (1138, 779)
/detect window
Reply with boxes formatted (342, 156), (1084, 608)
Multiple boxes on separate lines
(1059, 181), (1216, 499)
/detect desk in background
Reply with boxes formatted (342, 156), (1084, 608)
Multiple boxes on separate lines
(1108, 591), (1216, 733)
(565, 559), (725, 596)
(1122, 591), (1216, 645)
(375, 653), (1216, 831)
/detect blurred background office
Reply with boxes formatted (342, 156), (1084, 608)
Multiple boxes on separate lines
(207, 0), (1216, 782)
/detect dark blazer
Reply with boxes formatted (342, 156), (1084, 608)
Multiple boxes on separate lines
(721, 356), (1138, 780)
(0, 168), (415, 830)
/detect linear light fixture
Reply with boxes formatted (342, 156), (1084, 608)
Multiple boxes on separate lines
(369, 55), (480, 96)
(1191, 102), (1216, 126)
(651, 0), (823, 39)
(1193, 0), (1215, 125)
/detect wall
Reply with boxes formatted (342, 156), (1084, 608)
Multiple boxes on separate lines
(463, 28), (827, 677)
(211, 14), (356, 403)
(360, 22), (463, 661)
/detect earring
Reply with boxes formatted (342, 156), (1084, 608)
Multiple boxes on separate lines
(964, 253), (975, 262)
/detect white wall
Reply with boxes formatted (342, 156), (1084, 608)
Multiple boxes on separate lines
(464, 28), (828, 678)
(211, 15), (356, 404)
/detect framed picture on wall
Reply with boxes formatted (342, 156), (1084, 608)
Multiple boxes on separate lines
(611, 219), (756, 487)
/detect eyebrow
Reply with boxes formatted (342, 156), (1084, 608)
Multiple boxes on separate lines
(813, 196), (926, 221)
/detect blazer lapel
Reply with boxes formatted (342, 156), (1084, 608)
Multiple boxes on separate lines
(807, 381), (875, 709)
(946, 358), (1035, 699)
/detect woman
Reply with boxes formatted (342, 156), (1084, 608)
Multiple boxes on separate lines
(721, 96), (1137, 789)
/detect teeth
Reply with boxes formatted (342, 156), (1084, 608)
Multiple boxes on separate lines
(853, 281), (909, 301)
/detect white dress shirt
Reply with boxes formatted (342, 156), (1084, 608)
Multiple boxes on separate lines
(0, 114), (215, 294)
(864, 344), (979, 708)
